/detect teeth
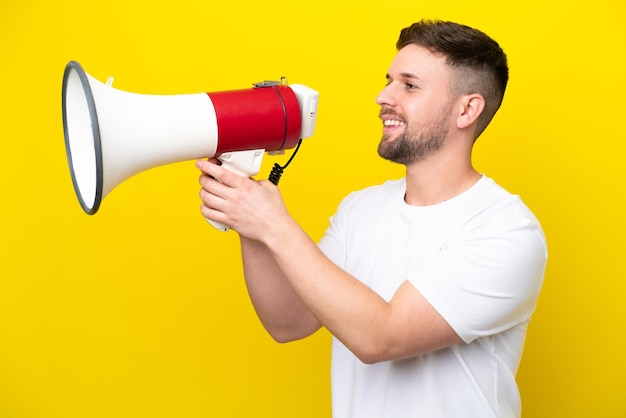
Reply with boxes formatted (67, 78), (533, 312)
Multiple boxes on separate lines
(384, 119), (405, 127)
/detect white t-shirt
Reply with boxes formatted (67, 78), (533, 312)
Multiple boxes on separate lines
(318, 176), (547, 418)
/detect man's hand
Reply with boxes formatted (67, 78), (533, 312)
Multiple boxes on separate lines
(196, 159), (290, 241)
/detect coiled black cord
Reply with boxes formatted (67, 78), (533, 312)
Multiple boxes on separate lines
(268, 138), (303, 185)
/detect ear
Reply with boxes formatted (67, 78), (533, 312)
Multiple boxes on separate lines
(456, 94), (485, 130)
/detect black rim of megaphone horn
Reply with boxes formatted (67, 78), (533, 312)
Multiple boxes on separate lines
(62, 60), (103, 215)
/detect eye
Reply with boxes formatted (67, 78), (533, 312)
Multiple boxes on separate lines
(405, 82), (417, 90)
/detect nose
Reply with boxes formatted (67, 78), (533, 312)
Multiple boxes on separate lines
(376, 83), (396, 107)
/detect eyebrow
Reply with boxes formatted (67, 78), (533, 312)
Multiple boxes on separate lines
(386, 72), (422, 81)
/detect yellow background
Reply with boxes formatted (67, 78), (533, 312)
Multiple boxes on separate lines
(1, 0), (624, 417)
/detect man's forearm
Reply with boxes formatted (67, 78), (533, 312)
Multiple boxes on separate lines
(240, 236), (321, 342)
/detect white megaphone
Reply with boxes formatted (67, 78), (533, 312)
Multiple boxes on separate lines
(62, 60), (319, 231)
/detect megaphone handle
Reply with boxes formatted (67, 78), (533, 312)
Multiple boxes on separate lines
(206, 218), (230, 232)
(205, 149), (265, 232)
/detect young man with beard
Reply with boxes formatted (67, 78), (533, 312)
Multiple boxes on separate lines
(196, 19), (547, 418)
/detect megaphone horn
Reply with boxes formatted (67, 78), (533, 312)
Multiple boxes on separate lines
(61, 60), (319, 217)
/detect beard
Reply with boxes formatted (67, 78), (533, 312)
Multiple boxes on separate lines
(377, 105), (451, 166)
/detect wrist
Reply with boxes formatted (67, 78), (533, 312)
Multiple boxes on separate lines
(262, 216), (301, 253)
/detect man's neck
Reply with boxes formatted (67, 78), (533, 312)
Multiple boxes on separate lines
(403, 153), (480, 207)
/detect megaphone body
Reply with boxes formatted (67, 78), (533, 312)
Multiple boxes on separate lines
(62, 60), (319, 230)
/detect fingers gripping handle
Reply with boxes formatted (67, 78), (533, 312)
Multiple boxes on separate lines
(206, 149), (265, 232)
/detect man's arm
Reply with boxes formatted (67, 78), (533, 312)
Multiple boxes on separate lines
(197, 160), (461, 363)
(257, 217), (462, 364)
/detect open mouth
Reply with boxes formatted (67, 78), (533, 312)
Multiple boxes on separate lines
(383, 119), (406, 128)
(381, 116), (406, 139)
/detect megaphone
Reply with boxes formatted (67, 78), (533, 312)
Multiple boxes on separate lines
(62, 60), (319, 231)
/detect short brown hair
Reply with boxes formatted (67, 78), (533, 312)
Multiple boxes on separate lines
(397, 20), (509, 139)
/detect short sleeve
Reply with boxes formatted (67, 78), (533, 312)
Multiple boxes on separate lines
(410, 203), (547, 343)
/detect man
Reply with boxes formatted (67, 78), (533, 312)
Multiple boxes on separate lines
(196, 19), (547, 418)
